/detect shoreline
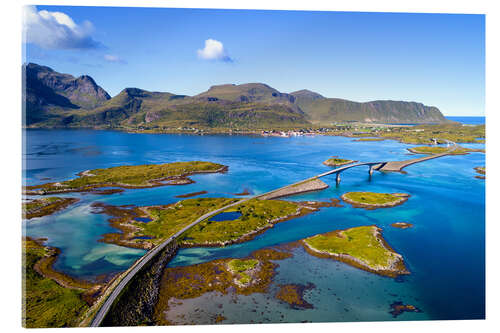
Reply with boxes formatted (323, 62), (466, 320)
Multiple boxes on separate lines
(300, 226), (410, 278)
(24, 165), (228, 195)
(341, 192), (410, 210)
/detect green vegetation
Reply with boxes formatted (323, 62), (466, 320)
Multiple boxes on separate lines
(27, 63), (451, 129)
(303, 226), (407, 276)
(379, 123), (485, 144)
(181, 198), (300, 245)
(323, 157), (355, 166)
(25, 161), (225, 194)
(408, 146), (484, 155)
(23, 238), (88, 328)
(154, 248), (291, 325)
(139, 198), (238, 244)
(227, 259), (259, 284)
(343, 192), (400, 205)
(23, 197), (78, 219)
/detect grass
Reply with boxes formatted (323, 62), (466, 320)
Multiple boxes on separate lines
(22, 238), (88, 328)
(323, 157), (354, 166)
(26, 161), (225, 192)
(181, 198), (300, 245)
(139, 198), (238, 243)
(408, 146), (484, 155)
(23, 197), (78, 219)
(23, 197), (62, 211)
(379, 123), (485, 144)
(227, 259), (259, 284)
(303, 226), (398, 269)
(343, 192), (399, 205)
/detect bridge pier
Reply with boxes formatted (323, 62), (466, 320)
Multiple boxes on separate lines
(336, 172), (341, 186)
(369, 166), (374, 176)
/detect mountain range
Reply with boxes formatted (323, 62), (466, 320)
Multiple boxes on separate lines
(23, 63), (447, 129)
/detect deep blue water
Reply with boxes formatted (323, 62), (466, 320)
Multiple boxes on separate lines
(209, 211), (242, 221)
(445, 116), (485, 125)
(134, 217), (153, 223)
(22, 129), (485, 321)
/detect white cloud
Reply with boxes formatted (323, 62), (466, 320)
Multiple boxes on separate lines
(104, 54), (127, 64)
(197, 39), (233, 62)
(23, 5), (102, 50)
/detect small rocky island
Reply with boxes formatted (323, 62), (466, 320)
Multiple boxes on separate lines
(389, 301), (422, 318)
(23, 197), (79, 219)
(323, 156), (357, 167)
(301, 225), (410, 278)
(391, 222), (413, 229)
(341, 192), (409, 209)
(24, 161), (227, 195)
(275, 283), (315, 309)
(474, 166), (485, 179)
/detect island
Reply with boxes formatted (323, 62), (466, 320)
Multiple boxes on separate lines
(93, 197), (341, 249)
(275, 283), (315, 309)
(389, 301), (422, 318)
(23, 197), (79, 219)
(474, 166), (485, 179)
(408, 146), (484, 155)
(341, 192), (409, 209)
(301, 226), (410, 278)
(391, 222), (413, 229)
(323, 156), (357, 167)
(24, 161), (228, 195)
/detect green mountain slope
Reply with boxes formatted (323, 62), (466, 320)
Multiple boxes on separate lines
(24, 63), (448, 128)
(291, 90), (446, 124)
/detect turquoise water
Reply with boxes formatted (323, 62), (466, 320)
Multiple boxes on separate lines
(23, 129), (485, 321)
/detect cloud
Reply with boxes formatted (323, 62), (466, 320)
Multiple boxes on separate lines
(197, 39), (233, 62)
(104, 54), (127, 64)
(23, 6), (103, 50)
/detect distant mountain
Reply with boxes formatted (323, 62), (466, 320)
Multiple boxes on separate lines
(292, 89), (446, 123)
(23, 63), (110, 125)
(23, 63), (448, 128)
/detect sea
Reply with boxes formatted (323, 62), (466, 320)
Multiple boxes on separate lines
(22, 128), (485, 323)
(445, 116), (485, 125)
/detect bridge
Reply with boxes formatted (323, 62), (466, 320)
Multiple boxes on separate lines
(89, 140), (456, 326)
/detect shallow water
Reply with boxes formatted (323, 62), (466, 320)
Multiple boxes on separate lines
(23, 129), (485, 321)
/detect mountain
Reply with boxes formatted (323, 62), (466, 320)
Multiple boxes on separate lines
(291, 90), (446, 124)
(23, 63), (111, 125)
(23, 63), (448, 128)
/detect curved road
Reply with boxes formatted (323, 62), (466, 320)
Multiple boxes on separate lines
(90, 140), (456, 326)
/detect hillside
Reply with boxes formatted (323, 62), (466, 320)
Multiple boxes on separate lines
(23, 63), (111, 125)
(24, 63), (448, 128)
(291, 90), (446, 124)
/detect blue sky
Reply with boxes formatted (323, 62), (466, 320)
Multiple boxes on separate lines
(24, 6), (485, 116)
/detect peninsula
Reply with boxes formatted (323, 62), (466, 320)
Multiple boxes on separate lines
(24, 161), (227, 195)
(23, 197), (79, 219)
